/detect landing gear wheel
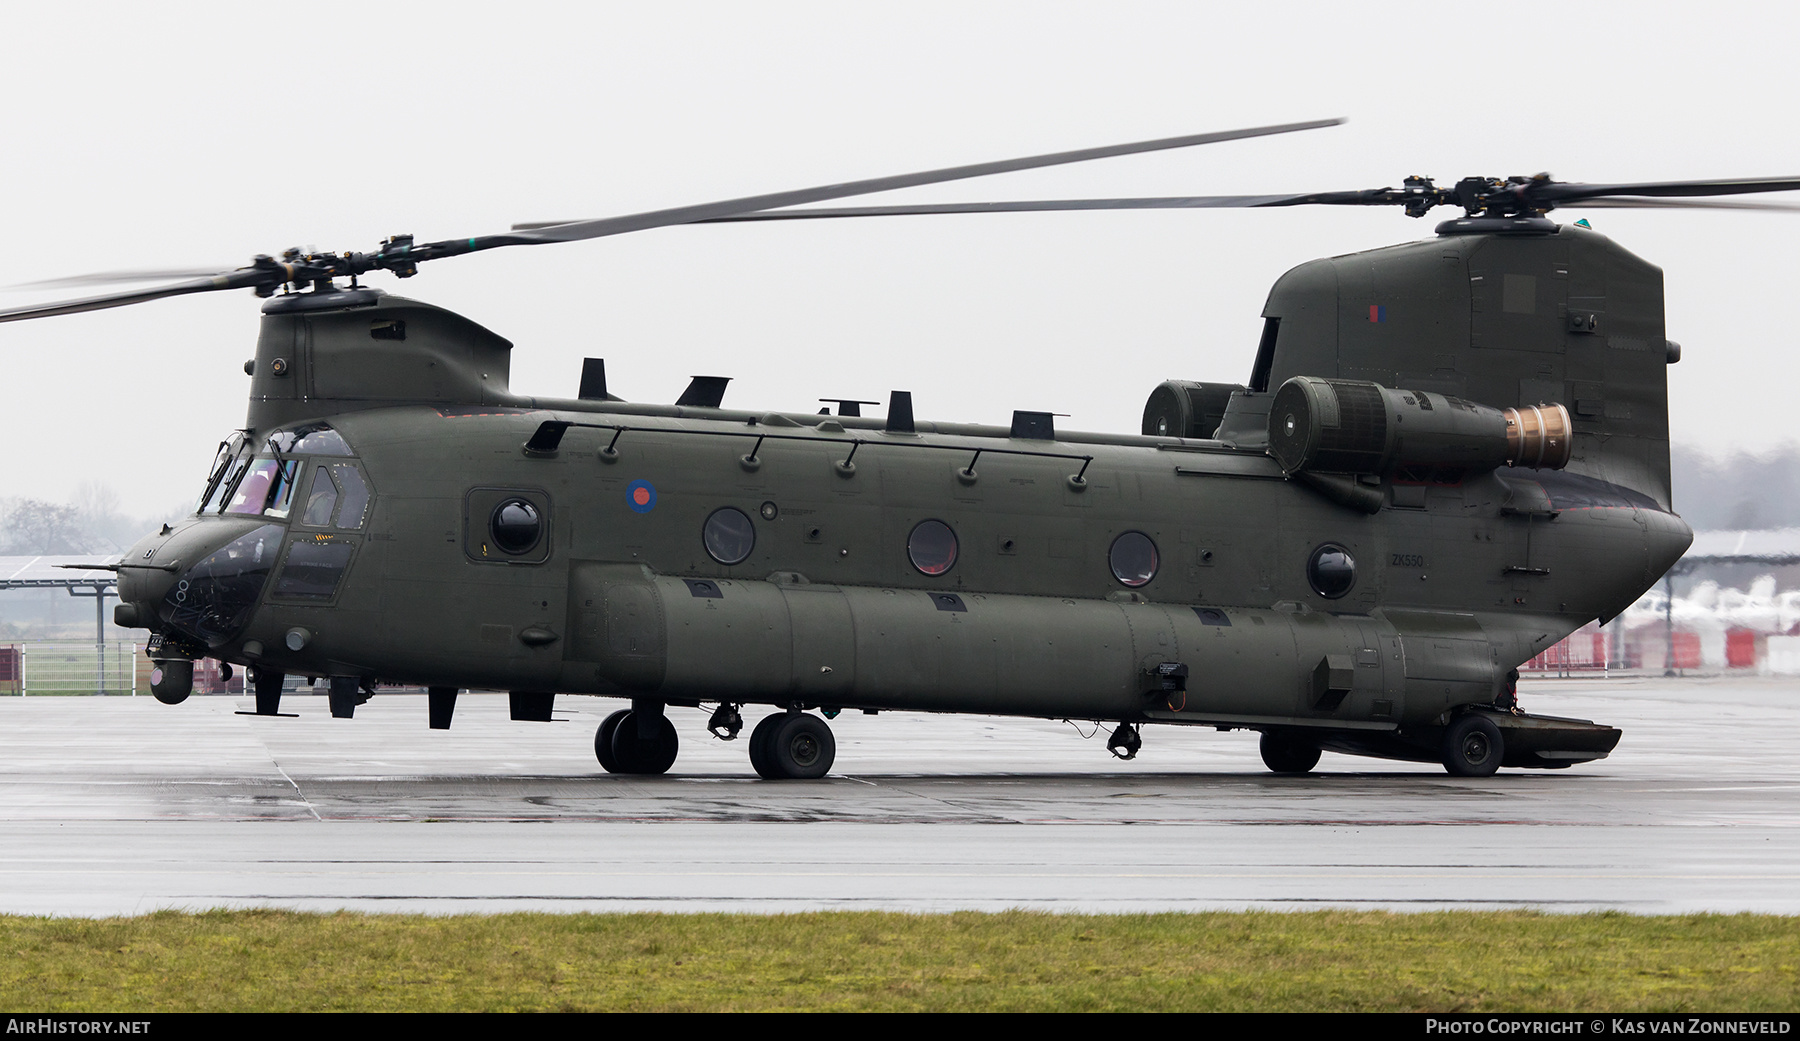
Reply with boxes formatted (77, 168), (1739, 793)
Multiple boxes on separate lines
(1442, 714), (1504, 777)
(768, 713), (836, 779)
(747, 713), (785, 779)
(594, 709), (629, 773)
(609, 711), (679, 775)
(1259, 731), (1321, 774)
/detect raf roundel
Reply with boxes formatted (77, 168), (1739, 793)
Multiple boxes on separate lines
(626, 480), (657, 514)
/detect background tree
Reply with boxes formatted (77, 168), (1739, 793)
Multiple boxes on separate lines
(0, 499), (93, 554)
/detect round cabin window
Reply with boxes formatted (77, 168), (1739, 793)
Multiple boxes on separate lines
(490, 499), (542, 555)
(703, 507), (756, 565)
(1308, 543), (1356, 599)
(907, 520), (958, 576)
(1109, 531), (1159, 587)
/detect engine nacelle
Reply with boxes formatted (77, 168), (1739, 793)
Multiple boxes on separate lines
(1267, 376), (1570, 477)
(1141, 380), (1244, 439)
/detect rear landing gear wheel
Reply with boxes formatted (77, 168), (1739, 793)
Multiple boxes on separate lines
(594, 709), (629, 773)
(747, 713), (784, 779)
(609, 710), (679, 775)
(1259, 731), (1321, 774)
(1442, 714), (1503, 777)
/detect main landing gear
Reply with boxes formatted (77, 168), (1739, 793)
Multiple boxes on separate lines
(747, 711), (836, 779)
(1441, 713), (1504, 777)
(590, 703), (840, 779)
(594, 705), (679, 776)
(1259, 730), (1322, 774)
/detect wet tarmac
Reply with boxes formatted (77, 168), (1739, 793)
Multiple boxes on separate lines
(1, 674), (1796, 915)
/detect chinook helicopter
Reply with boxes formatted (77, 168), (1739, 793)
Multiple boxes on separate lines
(8, 118), (1791, 779)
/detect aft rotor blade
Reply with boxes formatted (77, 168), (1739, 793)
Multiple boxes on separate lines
(0, 268), (269, 324)
(694, 193), (1347, 221)
(1538, 176), (1800, 204)
(707, 190), (1800, 222)
(499, 118), (1345, 246)
(9, 119), (1347, 318)
(1555, 195), (1800, 213)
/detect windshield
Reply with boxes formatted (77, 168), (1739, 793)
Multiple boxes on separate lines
(201, 424), (352, 519)
(224, 457), (298, 517)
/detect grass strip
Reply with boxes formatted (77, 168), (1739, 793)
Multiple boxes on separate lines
(1, 909), (1796, 1012)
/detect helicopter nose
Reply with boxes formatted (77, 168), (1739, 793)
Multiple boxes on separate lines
(117, 519), (283, 648)
(114, 526), (187, 628)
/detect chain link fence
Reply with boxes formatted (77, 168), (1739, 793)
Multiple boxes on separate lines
(0, 642), (144, 695)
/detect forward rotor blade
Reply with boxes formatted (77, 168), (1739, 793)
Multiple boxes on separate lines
(11, 120), (1346, 314)
(10, 268), (236, 290)
(0, 269), (268, 324)
(503, 118), (1345, 244)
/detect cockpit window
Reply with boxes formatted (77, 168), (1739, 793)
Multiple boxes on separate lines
(226, 459), (275, 515)
(295, 428), (353, 455)
(265, 460), (298, 518)
(297, 464), (370, 529)
(268, 423), (354, 456)
(197, 423), (356, 520)
(332, 466), (370, 529)
(273, 538), (355, 600)
(222, 457), (299, 517)
(301, 467), (339, 526)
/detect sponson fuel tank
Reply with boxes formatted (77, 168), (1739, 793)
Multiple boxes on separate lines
(558, 563), (1506, 728)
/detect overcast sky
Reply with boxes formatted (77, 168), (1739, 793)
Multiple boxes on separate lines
(3, 2), (1798, 519)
